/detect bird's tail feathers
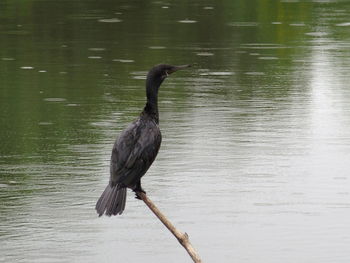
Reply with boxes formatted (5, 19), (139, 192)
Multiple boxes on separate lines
(95, 184), (127, 216)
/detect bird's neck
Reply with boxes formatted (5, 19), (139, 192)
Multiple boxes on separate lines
(143, 81), (160, 123)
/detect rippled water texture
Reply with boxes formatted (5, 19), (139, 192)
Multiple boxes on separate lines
(1, 0), (350, 262)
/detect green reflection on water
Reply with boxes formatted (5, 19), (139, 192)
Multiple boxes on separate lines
(1, 0), (349, 180)
(1, 0), (349, 174)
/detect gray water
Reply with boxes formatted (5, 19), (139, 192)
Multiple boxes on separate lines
(1, 0), (350, 262)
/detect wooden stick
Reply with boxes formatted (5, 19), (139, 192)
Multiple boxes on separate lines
(136, 191), (202, 263)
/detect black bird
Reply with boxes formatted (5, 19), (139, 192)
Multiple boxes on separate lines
(96, 64), (190, 216)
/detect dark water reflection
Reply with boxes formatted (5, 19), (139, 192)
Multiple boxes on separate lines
(1, 0), (350, 262)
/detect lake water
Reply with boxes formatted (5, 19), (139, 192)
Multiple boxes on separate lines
(1, 0), (350, 262)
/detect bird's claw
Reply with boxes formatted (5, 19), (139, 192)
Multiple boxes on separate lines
(134, 189), (146, 200)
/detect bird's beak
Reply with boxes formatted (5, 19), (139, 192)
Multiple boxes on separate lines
(168, 64), (191, 75)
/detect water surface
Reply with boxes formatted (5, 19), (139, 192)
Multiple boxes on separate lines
(1, 0), (350, 262)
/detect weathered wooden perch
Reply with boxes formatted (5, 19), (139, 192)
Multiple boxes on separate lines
(136, 191), (202, 263)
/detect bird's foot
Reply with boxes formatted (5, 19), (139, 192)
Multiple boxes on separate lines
(134, 188), (146, 200)
(133, 181), (146, 199)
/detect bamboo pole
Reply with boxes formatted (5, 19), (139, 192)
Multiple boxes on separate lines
(136, 191), (202, 263)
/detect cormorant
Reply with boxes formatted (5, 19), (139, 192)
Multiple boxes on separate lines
(96, 64), (190, 216)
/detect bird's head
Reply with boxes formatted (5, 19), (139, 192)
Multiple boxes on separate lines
(146, 64), (191, 86)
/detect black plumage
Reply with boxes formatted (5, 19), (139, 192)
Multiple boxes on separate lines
(96, 64), (190, 216)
